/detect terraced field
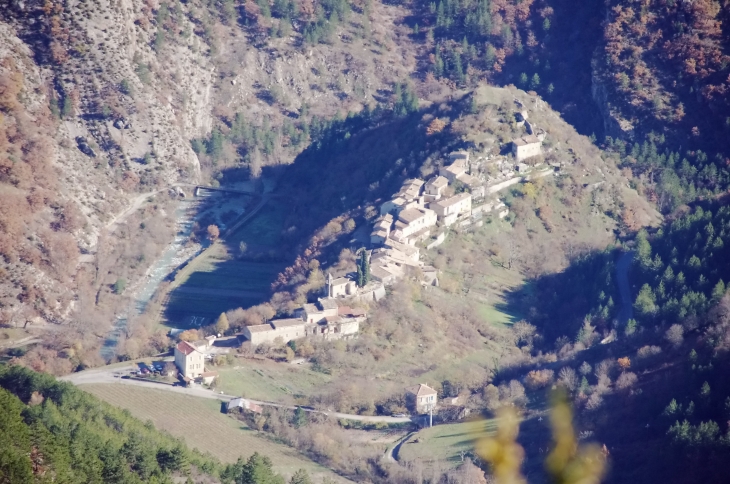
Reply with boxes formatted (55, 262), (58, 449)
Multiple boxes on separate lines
(81, 384), (350, 482)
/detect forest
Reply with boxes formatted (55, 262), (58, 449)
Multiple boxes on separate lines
(0, 364), (322, 484)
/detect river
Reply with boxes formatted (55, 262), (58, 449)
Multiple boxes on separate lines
(100, 199), (202, 360)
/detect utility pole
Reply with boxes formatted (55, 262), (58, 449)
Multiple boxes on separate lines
(429, 404), (433, 428)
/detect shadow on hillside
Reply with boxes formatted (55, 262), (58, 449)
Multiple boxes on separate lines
(493, 0), (605, 139)
(497, 249), (620, 343)
(162, 98), (471, 328)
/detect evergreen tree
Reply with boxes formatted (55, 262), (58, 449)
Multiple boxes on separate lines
(530, 73), (541, 89)
(362, 249), (370, 286)
(519, 72), (528, 86)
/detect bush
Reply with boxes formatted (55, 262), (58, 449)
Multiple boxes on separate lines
(524, 369), (554, 390)
(615, 372), (638, 390)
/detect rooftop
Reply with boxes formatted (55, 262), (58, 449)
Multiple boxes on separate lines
(176, 341), (198, 356)
(426, 176), (449, 189)
(318, 298), (339, 310)
(303, 303), (320, 314)
(513, 135), (541, 146)
(398, 208), (427, 224)
(247, 324), (274, 333)
(331, 277), (351, 286)
(406, 383), (438, 397)
(271, 318), (305, 329)
(433, 192), (472, 208)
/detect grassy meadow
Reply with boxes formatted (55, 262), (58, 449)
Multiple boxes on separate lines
(216, 360), (333, 403)
(397, 419), (496, 467)
(163, 201), (289, 327)
(80, 384), (350, 482)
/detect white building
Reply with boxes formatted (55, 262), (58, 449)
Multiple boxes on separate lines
(512, 135), (542, 161)
(430, 193), (472, 226)
(424, 176), (449, 201)
(390, 208), (437, 244)
(174, 341), (205, 379)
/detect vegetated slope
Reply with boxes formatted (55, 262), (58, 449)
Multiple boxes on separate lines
(213, 84), (656, 418)
(81, 383), (350, 482)
(480, 200), (730, 483)
(0, 0), (433, 361)
(0, 364), (223, 483)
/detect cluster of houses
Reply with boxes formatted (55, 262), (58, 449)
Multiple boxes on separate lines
(174, 109), (547, 385)
(241, 294), (367, 346)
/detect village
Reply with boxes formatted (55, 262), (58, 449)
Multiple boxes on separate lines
(165, 107), (551, 419)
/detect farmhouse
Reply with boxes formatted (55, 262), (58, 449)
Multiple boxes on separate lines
(405, 383), (438, 413)
(430, 193), (472, 226)
(174, 341), (205, 379)
(512, 135), (542, 161)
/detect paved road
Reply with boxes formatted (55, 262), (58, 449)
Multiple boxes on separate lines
(62, 365), (413, 424)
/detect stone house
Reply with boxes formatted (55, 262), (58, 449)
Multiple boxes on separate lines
(405, 383), (438, 414)
(430, 193), (472, 226)
(326, 273), (356, 298)
(370, 263), (403, 285)
(512, 135), (542, 161)
(440, 159), (467, 183)
(200, 371), (218, 385)
(424, 176), (448, 201)
(391, 208), (437, 244)
(174, 341), (205, 379)
(383, 238), (420, 262)
(380, 179), (424, 215)
(370, 213), (393, 245)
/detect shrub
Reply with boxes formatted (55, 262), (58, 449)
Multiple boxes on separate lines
(524, 369), (554, 390)
(665, 324), (684, 347)
(615, 372), (637, 390)
(637, 345), (662, 359)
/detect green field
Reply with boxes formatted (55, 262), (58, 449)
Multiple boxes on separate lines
(397, 419), (496, 467)
(80, 384), (350, 482)
(163, 199), (290, 327)
(226, 201), (288, 250)
(216, 360), (333, 403)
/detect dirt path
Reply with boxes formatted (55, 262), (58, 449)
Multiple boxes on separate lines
(106, 189), (165, 232)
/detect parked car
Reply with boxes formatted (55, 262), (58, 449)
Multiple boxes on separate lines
(392, 413), (409, 418)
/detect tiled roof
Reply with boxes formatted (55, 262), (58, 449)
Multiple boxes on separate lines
(406, 383), (437, 397)
(176, 341), (198, 356)
(247, 324), (274, 333)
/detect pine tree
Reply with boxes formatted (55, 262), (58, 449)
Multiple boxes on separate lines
(362, 250), (370, 286)
(530, 73), (541, 89)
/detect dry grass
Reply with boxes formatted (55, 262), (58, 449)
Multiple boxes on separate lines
(80, 384), (350, 482)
